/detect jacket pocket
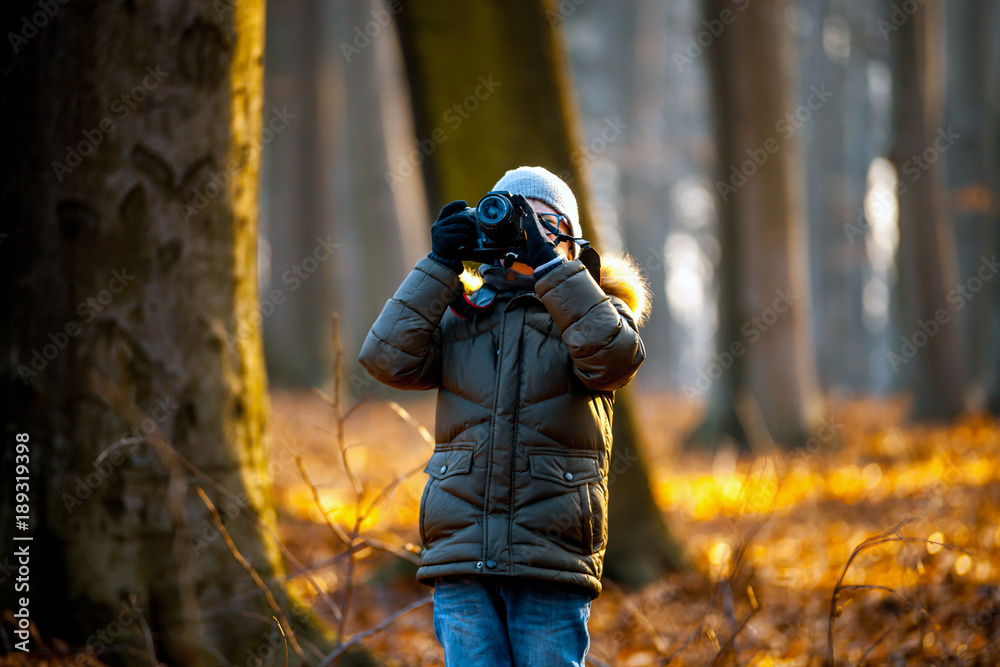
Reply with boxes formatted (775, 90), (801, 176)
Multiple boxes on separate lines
(423, 446), (474, 479)
(419, 447), (474, 547)
(527, 449), (602, 554)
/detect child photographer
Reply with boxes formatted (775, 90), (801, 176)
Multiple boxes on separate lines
(359, 166), (648, 666)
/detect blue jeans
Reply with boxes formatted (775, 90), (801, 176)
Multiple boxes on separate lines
(432, 574), (592, 666)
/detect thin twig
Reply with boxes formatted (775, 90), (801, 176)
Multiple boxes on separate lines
(272, 616), (289, 667)
(317, 595), (433, 667)
(858, 627), (893, 665)
(602, 579), (669, 655)
(129, 593), (161, 666)
(332, 314), (363, 498)
(197, 487), (306, 661)
(330, 313), (361, 645)
(296, 455), (353, 547)
(710, 607), (759, 666)
(387, 401), (436, 447)
(827, 521), (969, 664)
(358, 462), (427, 525)
(311, 387), (368, 422)
(197, 607), (324, 661)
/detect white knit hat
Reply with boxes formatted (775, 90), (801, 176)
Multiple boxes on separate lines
(491, 166), (581, 239)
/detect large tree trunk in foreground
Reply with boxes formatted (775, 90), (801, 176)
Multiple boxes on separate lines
(395, 0), (689, 584)
(691, 0), (824, 452)
(889, 0), (967, 421)
(0, 1), (377, 664)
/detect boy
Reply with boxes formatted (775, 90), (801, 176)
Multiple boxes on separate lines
(359, 166), (648, 665)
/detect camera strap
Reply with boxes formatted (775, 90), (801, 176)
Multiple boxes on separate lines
(537, 216), (602, 287)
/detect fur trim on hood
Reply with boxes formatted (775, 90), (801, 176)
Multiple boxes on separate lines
(459, 253), (651, 326)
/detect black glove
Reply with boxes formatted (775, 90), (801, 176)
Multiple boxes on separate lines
(428, 200), (477, 273)
(511, 194), (560, 272)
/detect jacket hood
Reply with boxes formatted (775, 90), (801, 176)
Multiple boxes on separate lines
(459, 252), (651, 326)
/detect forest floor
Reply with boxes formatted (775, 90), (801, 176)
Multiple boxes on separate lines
(5, 390), (998, 666)
(265, 388), (1000, 666)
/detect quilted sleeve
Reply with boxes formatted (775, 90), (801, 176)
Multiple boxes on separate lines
(358, 257), (461, 391)
(534, 259), (645, 391)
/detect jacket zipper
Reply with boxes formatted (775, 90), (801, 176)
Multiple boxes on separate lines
(483, 309), (506, 565)
(507, 312), (524, 573)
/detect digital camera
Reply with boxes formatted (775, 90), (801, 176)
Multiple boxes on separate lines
(460, 191), (529, 262)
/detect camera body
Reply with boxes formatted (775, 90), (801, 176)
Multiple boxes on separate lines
(459, 191), (529, 262)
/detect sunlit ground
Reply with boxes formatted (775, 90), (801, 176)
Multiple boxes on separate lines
(268, 389), (1000, 666)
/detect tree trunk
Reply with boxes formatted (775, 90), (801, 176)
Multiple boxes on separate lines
(395, 0), (688, 582)
(889, 0), (967, 420)
(334, 0), (417, 375)
(260, 0), (337, 388)
(944, 1), (998, 410)
(691, 0), (824, 452)
(616, 0), (677, 387)
(988, 5), (1000, 416)
(0, 1), (375, 664)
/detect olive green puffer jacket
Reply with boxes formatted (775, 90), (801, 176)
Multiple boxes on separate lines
(358, 255), (646, 599)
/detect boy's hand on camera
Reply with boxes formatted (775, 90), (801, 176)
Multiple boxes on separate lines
(512, 194), (559, 269)
(428, 200), (476, 273)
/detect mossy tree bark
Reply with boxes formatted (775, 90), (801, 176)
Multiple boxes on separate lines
(395, 0), (688, 585)
(0, 1), (378, 664)
(691, 0), (824, 453)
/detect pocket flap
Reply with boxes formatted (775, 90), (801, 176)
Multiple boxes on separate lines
(528, 450), (601, 486)
(424, 448), (474, 479)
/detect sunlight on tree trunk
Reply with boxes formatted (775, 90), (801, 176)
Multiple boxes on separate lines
(0, 1), (379, 664)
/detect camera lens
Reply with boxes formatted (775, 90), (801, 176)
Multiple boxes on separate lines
(476, 194), (512, 227)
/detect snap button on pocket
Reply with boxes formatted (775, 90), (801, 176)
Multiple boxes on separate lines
(527, 450), (601, 486)
(424, 447), (473, 480)
(486, 559), (496, 568)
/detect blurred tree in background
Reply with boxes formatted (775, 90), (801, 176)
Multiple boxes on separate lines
(889, 0), (966, 421)
(691, 0), (825, 452)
